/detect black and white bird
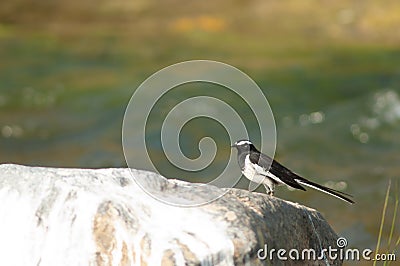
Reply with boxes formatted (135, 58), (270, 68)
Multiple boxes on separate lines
(231, 139), (354, 204)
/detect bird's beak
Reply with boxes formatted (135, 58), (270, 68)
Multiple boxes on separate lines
(231, 144), (236, 148)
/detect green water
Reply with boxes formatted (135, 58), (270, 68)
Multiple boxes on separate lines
(1, 18), (400, 260)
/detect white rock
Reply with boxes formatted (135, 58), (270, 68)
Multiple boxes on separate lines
(0, 164), (341, 265)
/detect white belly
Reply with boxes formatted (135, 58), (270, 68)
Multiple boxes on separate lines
(242, 155), (267, 183)
(242, 155), (284, 186)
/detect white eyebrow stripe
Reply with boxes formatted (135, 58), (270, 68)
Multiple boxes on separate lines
(236, 140), (252, 146)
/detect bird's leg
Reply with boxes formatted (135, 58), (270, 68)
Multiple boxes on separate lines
(270, 183), (275, 196)
(263, 184), (275, 196)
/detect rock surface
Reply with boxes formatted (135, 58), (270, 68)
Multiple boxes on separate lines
(0, 164), (342, 265)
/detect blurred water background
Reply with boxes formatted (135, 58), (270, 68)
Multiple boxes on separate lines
(0, 1), (399, 263)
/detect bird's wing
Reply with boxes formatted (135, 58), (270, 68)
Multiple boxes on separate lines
(270, 158), (354, 203)
(249, 152), (306, 191)
(248, 152), (272, 175)
(269, 159), (307, 190)
(249, 151), (354, 204)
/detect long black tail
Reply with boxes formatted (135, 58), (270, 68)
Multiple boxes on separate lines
(295, 179), (354, 204)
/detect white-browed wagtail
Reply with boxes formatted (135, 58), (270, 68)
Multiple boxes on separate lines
(231, 140), (354, 204)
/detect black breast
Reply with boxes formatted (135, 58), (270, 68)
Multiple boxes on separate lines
(237, 152), (248, 171)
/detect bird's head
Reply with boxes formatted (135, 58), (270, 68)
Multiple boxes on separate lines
(231, 139), (258, 153)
